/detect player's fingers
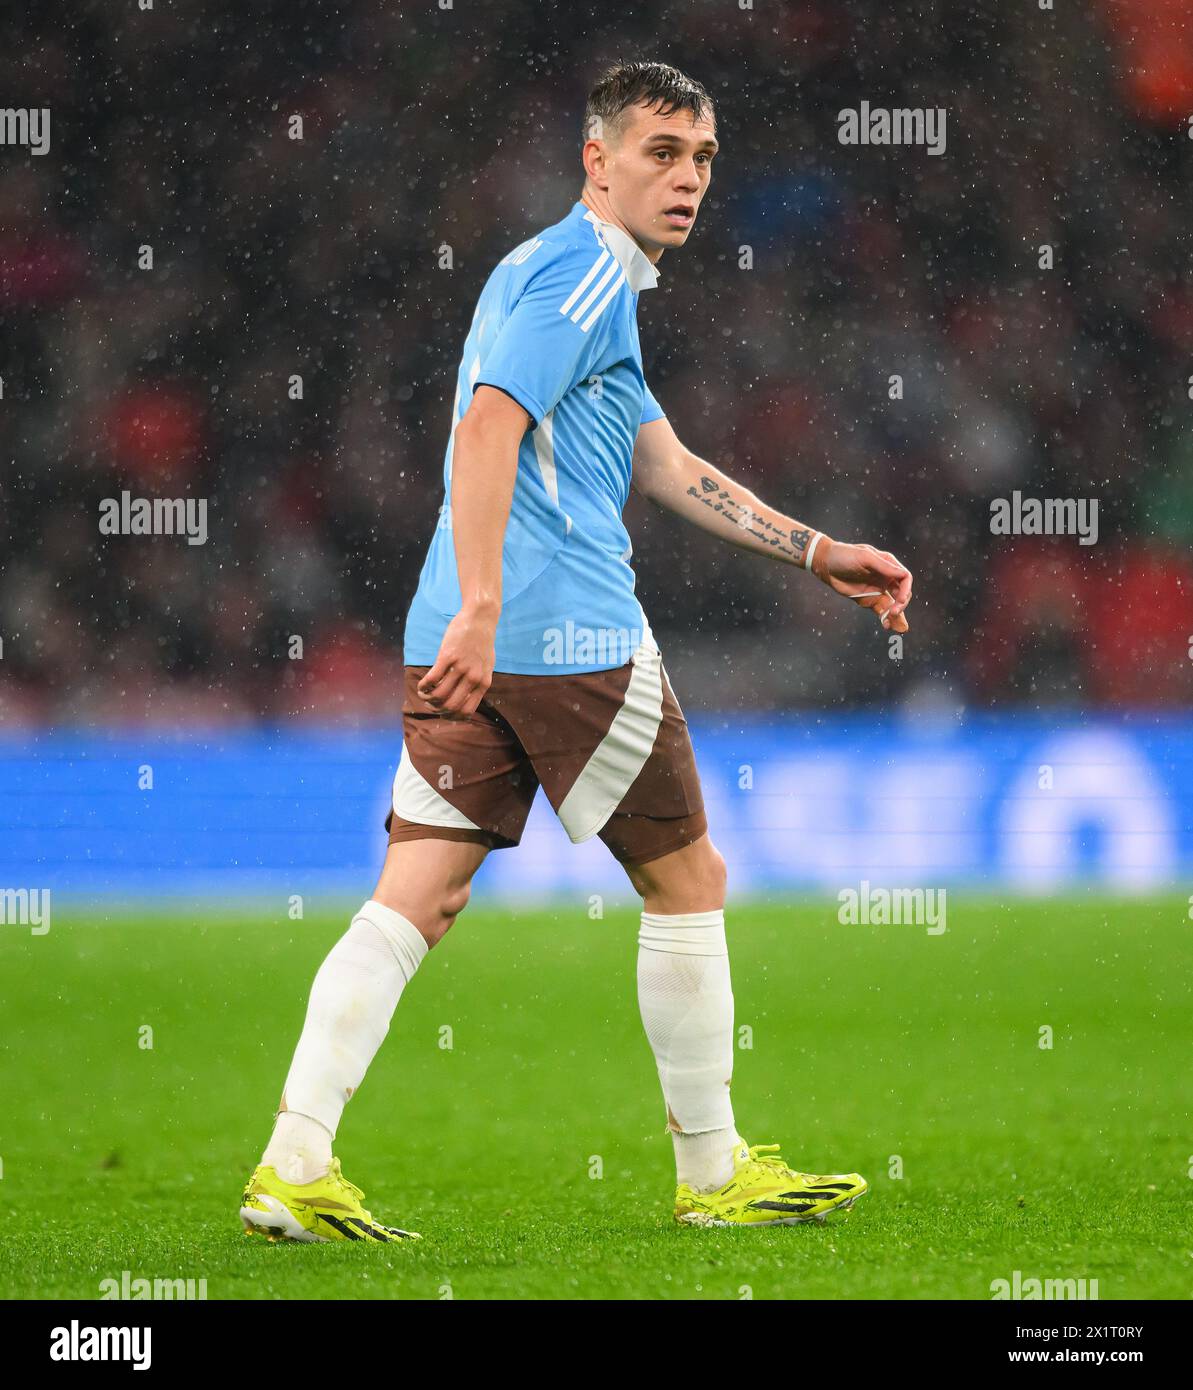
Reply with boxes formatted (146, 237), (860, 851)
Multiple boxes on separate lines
(876, 550), (912, 610)
(854, 589), (909, 633)
(455, 686), (488, 718)
(864, 546), (908, 585)
(440, 685), (473, 715)
(876, 597), (909, 633)
(421, 664), (466, 709)
(859, 548), (911, 614)
(441, 669), (489, 716)
(417, 655), (453, 698)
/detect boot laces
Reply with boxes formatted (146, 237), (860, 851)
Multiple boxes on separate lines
(328, 1159), (365, 1204)
(747, 1143), (798, 1178)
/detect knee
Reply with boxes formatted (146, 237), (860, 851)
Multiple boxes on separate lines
(403, 877), (473, 950)
(430, 878), (472, 939)
(443, 878), (472, 921)
(630, 837), (727, 914)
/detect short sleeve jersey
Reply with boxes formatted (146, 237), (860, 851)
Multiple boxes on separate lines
(403, 200), (666, 674)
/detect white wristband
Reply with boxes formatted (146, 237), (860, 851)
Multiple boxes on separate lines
(804, 530), (823, 573)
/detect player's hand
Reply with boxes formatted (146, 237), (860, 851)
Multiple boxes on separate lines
(812, 539), (912, 632)
(418, 607), (497, 716)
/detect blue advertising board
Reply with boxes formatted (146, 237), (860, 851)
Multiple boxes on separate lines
(1, 714), (1188, 903)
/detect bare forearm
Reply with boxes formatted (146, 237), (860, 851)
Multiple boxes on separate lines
(649, 449), (818, 567)
(449, 418), (519, 614)
(632, 419), (911, 630)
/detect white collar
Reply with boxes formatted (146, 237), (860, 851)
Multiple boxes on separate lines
(581, 207), (660, 293)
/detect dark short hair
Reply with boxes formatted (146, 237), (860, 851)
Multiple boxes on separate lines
(582, 61), (715, 146)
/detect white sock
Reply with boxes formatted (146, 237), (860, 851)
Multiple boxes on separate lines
(261, 1111), (332, 1186)
(672, 1124), (742, 1193)
(637, 909), (738, 1191)
(262, 899), (428, 1181)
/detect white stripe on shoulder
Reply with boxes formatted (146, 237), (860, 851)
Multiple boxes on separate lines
(566, 259), (622, 333)
(580, 267), (627, 332)
(558, 249), (610, 316)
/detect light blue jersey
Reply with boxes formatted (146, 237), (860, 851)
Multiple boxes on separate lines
(403, 200), (666, 674)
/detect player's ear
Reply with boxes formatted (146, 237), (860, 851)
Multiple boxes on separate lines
(582, 121), (613, 187)
(582, 141), (608, 187)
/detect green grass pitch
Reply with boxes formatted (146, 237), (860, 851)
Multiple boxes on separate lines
(1, 896), (1189, 1300)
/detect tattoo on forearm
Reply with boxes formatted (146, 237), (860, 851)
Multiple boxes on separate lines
(688, 477), (812, 560)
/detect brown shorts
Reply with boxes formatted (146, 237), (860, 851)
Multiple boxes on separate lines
(385, 638), (706, 866)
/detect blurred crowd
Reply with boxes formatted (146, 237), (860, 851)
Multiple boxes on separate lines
(2, 0), (1192, 725)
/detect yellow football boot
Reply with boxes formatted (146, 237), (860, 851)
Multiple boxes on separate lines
(239, 1158), (420, 1243)
(675, 1141), (867, 1227)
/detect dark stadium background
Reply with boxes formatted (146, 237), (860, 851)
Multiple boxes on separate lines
(3, 1), (1193, 1317)
(3, 0), (1192, 725)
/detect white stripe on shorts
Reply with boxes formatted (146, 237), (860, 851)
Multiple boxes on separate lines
(391, 741), (481, 829)
(556, 627), (664, 844)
